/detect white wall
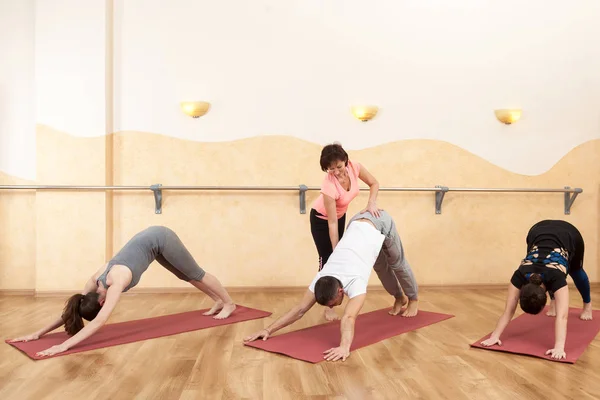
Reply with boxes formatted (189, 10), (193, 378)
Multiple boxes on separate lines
(35, 0), (108, 138)
(115, 0), (600, 175)
(0, 0), (35, 180)
(2, 0), (599, 179)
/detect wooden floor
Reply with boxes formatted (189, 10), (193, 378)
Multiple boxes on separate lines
(2, 288), (600, 400)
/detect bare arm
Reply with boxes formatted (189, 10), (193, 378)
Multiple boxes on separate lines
(358, 165), (380, 211)
(548, 285), (569, 359)
(36, 284), (124, 357)
(35, 317), (65, 337)
(323, 194), (340, 249)
(339, 294), (366, 350)
(481, 283), (520, 346)
(9, 274), (100, 342)
(323, 294), (366, 362)
(63, 285), (123, 348)
(82, 276), (99, 294)
(8, 316), (66, 343)
(243, 289), (316, 342)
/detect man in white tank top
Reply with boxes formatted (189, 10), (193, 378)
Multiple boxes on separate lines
(243, 210), (419, 362)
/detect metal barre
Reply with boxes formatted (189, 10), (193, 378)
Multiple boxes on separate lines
(0, 184), (583, 215)
(0, 185), (441, 191)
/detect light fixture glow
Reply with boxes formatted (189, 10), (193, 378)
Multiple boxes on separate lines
(181, 101), (211, 118)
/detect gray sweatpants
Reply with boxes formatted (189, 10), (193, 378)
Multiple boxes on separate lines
(348, 210), (419, 300)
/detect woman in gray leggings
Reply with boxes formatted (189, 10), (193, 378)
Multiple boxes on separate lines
(9, 226), (236, 357)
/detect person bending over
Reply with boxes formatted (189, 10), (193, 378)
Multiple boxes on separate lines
(243, 210), (419, 362)
(480, 219), (592, 360)
(9, 225), (236, 357)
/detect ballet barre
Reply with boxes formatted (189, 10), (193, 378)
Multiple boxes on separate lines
(0, 184), (583, 215)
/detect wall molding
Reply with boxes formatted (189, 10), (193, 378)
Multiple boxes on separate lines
(0, 289), (36, 296)
(3, 282), (597, 297)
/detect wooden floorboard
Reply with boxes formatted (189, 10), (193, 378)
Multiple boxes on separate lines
(1, 288), (599, 399)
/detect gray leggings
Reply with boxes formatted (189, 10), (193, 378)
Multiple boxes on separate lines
(99, 226), (206, 292)
(157, 227), (206, 282)
(348, 211), (419, 300)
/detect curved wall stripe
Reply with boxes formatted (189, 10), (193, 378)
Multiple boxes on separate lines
(1, 126), (596, 180)
(1, 125), (599, 290)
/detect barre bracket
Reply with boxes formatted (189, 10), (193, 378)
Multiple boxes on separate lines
(150, 184), (162, 214)
(299, 184), (308, 214)
(564, 186), (581, 215)
(435, 185), (449, 214)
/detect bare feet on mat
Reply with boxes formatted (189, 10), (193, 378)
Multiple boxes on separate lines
(389, 294), (408, 316)
(324, 308), (340, 321)
(203, 300), (224, 316)
(401, 300), (419, 317)
(546, 300), (556, 317)
(214, 303), (236, 319)
(580, 303), (593, 320)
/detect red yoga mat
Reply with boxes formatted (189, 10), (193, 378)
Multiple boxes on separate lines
(470, 307), (600, 363)
(244, 308), (454, 363)
(6, 305), (271, 360)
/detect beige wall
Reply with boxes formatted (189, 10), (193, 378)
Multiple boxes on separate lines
(33, 126), (110, 292)
(1, 126), (597, 293)
(2, 2), (599, 296)
(0, 172), (36, 291)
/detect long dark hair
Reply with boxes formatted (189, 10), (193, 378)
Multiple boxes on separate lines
(519, 273), (547, 314)
(61, 293), (102, 335)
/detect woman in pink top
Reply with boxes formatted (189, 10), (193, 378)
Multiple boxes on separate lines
(310, 142), (381, 320)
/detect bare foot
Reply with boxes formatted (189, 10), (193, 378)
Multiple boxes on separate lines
(401, 300), (419, 317)
(214, 303), (236, 319)
(580, 303), (593, 321)
(203, 300), (224, 316)
(389, 294), (408, 316)
(324, 308), (340, 321)
(546, 300), (556, 317)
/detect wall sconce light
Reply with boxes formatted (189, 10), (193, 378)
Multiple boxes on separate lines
(494, 109), (522, 125)
(351, 105), (378, 122)
(181, 101), (211, 118)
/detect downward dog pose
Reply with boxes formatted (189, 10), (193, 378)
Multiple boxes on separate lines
(9, 226), (235, 357)
(244, 210), (419, 362)
(480, 219), (592, 360)
(310, 142), (380, 321)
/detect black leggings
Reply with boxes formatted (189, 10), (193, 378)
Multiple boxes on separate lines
(310, 208), (346, 271)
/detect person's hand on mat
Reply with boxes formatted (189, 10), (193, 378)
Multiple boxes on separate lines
(323, 346), (350, 362)
(480, 336), (502, 347)
(360, 201), (381, 218)
(545, 347), (566, 360)
(8, 333), (40, 343)
(243, 329), (270, 342)
(36, 344), (68, 357)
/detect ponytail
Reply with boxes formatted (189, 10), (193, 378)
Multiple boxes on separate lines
(61, 292), (102, 336)
(62, 294), (85, 336)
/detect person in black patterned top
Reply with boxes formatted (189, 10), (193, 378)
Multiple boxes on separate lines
(480, 220), (592, 360)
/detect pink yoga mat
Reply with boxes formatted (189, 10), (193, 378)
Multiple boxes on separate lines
(244, 308), (454, 363)
(471, 307), (600, 363)
(6, 305), (271, 360)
